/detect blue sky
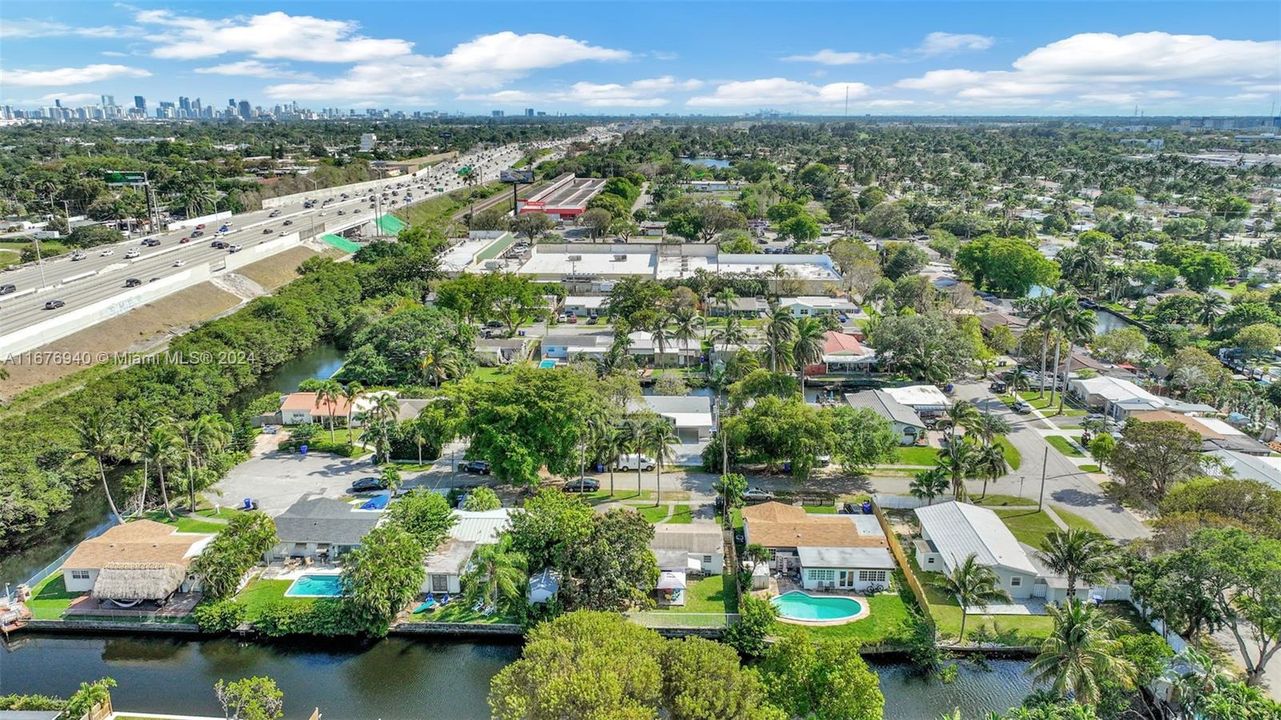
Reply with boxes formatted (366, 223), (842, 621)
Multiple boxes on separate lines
(1, 1), (1278, 115)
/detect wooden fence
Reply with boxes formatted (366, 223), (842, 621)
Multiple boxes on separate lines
(871, 499), (934, 628)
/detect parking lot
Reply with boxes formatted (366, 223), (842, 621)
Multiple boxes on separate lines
(213, 438), (385, 516)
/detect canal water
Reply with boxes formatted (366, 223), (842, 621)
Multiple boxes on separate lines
(1093, 308), (1132, 335)
(0, 342), (348, 590)
(680, 156), (732, 168)
(0, 633), (1034, 719)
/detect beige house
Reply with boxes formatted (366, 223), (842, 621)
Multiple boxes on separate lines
(62, 520), (214, 602)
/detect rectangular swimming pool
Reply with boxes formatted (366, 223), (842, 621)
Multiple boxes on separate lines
(284, 574), (345, 598)
(538, 359), (557, 369)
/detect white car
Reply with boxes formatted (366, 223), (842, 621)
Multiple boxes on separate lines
(125, 248), (140, 259)
(99, 249), (114, 257)
(70, 252), (86, 261)
(172, 259), (186, 267)
(615, 454), (656, 471)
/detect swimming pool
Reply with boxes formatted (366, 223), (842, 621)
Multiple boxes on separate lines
(538, 359), (557, 369)
(284, 574), (345, 598)
(772, 591), (864, 622)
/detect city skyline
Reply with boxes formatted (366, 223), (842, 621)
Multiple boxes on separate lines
(0, 1), (1279, 116)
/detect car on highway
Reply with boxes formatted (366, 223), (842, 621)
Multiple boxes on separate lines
(125, 248), (140, 258)
(195, 224), (205, 229)
(283, 219), (293, 226)
(227, 245), (242, 253)
(211, 240), (228, 249)
(0, 284), (16, 295)
(44, 299), (65, 310)
(278, 231), (289, 237)
(70, 252), (87, 261)
(124, 278), (142, 288)
(269, 210), (280, 217)
(562, 477), (600, 493)
(263, 228), (273, 234)
(337, 210), (345, 215)
(173, 259), (186, 267)
(190, 230), (203, 238)
(100, 248), (114, 256)
(179, 236), (192, 244)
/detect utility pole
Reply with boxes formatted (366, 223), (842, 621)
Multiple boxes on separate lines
(1037, 447), (1048, 511)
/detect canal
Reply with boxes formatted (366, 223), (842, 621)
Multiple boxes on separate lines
(680, 156), (732, 168)
(0, 342), (348, 591)
(0, 633), (1034, 719)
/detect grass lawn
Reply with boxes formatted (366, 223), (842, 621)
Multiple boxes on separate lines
(776, 593), (911, 644)
(995, 436), (1022, 470)
(1017, 391), (1086, 417)
(731, 507), (744, 531)
(468, 366), (509, 383)
(410, 601), (512, 624)
(970, 494), (1036, 507)
(639, 505), (671, 523)
(27, 573), (79, 620)
(139, 512), (225, 535)
(915, 564), (1051, 643)
(195, 507), (241, 520)
(1045, 435), (1084, 457)
(235, 579), (312, 621)
(1079, 464), (1101, 473)
(666, 505), (693, 523)
(803, 504), (838, 514)
(893, 446), (941, 466)
(653, 575), (734, 614)
(1055, 506), (1100, 534)
(995, 509), (1064, 547)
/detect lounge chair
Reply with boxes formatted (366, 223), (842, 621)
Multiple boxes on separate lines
(438, 594), (451, 606)
(413, 594), (437, 614)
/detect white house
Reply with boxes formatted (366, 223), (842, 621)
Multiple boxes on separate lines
(883, 385), (951, 417)
(1204, 449), (1281, 491)
(1068, 376), (1216, 420)
(844, 390), (926, 445)
(561, 295), (609, 318)
(628, 395), (715, 442)
(779, 296), (859, 318)
(61, 520), (214, 601)
(650, 523), (725, 575)
(742, 502), (896, 593)
(420, 509), (514, 596)
(913, 502), (1038, 600)
(541, 331), (613, 360)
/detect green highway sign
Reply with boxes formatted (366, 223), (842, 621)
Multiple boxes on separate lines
(103, 171), (147, 186)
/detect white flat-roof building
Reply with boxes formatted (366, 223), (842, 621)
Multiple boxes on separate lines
(1204, 449), (1281, 491)
(628, 395), (714, 442)
(779, 296), (859, 317)
(883, 385), (951, 415)
(561, 295), (610, 317)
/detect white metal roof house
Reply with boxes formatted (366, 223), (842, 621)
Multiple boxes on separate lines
(913, 501), (1039, 600)
(650, 523), (725, 575)
(844, 390), (926, 445)
(779, 296), (859, 318)
(448, 509), (512, 544)
(541, 331), (613, 360)
(1204, 449), (1281, 491)
(883, 385), (951, 415)
(628, 395), (714, 442)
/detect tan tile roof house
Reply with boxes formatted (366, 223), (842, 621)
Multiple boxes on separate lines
(62, 520), (214, 601)
(741, 502), (888, 549)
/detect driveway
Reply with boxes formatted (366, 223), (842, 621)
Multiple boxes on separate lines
(952, 382), (1150, 541)
(213, 445), (382, 516)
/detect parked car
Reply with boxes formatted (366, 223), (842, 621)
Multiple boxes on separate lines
(616, 454), (656, 471)
(562, 477), (600, 493)
(44, 299), (66, 310)
(742, 487), (776, 502)
(1012, 400), (1033, 414)
(989, 380), (1008, 393)
(463, 460), (491, 475)
(350, 477), (387, 493)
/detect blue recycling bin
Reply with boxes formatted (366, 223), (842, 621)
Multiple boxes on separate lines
(299, 444), (308, 456)
(594, 462), (605, 473)
(861, 500), (873, 514)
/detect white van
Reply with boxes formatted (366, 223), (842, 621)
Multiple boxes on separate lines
(616, 454), (656, 471)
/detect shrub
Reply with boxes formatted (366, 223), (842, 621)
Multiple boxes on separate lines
(193, 598), (246, 633)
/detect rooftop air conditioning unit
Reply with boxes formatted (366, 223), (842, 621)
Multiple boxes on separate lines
(568, 254), (583, 262)
(613, 254), (627, 261)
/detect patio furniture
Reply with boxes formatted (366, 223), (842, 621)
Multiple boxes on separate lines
(438, 594), (452, 606)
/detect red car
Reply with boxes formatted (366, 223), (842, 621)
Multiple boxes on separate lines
(179, 236), (192, 244)
(195, 224), (205, 229)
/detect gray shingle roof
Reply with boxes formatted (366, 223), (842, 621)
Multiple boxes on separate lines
(273, 497), (381, 546)
(844, 390), (925, 428)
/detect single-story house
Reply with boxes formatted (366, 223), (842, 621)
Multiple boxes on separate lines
(421, 539), (476, 595)
(779, 296), (858, 318)
(475, 337), (534, 366)
(350, 391), (434, 424)
(883, 385), (951, 417)
(269, 496), (383, 562)
(1204, 449), (1281, 491)
(541, 331), (613, 360)
(913, 501), (1039, 600)
(650, 523), (725, 575)
(1126, 411), (1269, 454)
(561, 295), (610, 317)
(626, 330), (702, 364)
(627, 395), (714, 442)
(844, 390), (926, 445)
(742, 502), (895, 593)
(448, 509), (512, 544)
(640, 220), (668, 237)
(62, 520), (215, 602)
(807, 331), (876, 375)
(279, 392), (352, 426)
(709, 296), (769, 318)
(1064, 376), (1212, 420)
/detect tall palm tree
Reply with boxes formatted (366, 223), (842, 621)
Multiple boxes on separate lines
(145, 424), (183, 519)
(1045, 294), (1077, 407)
(936, 553), (1012, 641)
(1023, 297), (1054, 399)
(1028, 600), (1135, 705)
(761, 305), (796, 372)
(367, 393), (400, 462)
(769, 264), (788, 298)
(315, 379), (342, 443)
(1056, 305), (1096, 415)
(73, 409), (124, 525)
(419, 345), (461, 387)
(939, 438), (978, 501)
(669, 308), (704, 367)
(711, 316), (747, 357)
(1035, 529), (1115, 600)
(622, 414), (651, 497)
(944, 400), (981, 447)
(975, 442), (1008, 500)
(341, 382), (363, 445)
(909, 467), (950, 506)
(646, 415), (679, 506)
(714, 287), (738, 317)
(464, 535), (528, 613)
(969, 412), (1011, 448)
(121, 408), (160, 516)
(180, 414), (231, 511)
(791, 316), (827, 397)
(597, 424), (626, 496)
(1197, 293), (1227, 333)
(460, 166), (480, 229)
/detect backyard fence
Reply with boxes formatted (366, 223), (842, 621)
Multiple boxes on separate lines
(871, 499), (935, 628)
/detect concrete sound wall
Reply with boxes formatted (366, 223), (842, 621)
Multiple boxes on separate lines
(261, 164), (443, 210)
(170, 211), (233, 231)
(1, 264), (212, 356)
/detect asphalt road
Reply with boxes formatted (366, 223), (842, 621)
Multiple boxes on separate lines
(0, 136), (589, 341)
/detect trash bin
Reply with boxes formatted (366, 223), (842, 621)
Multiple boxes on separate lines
(861, 500), (873, 515)
(594, 462), (605, 473)
(299, 444), (308, 455)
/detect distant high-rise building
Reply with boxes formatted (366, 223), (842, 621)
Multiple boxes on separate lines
(491, 110), (504, 117)
(525, 108), (535, 117)
(178, 96), (190, 113)
(238, 100), (252, 120)
(101, 94), (114, 108)
(228, 98), (236, 108)
(134, 95), (146, 110)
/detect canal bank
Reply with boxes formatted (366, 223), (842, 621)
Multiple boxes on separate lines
(1, 632), (1036, 719)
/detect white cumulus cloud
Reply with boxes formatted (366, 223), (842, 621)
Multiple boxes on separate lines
(0, 18), (138, 39)
(0, 63), (151, 87)
(783, 49), (889, 65)
(917, 32), (995, 56)
(688, 78), (870, 108)
(462, 76), (700, 108)
(136, 9), (414, 63)
(784, 31), (994, 65)
(194, 60), (314, 80)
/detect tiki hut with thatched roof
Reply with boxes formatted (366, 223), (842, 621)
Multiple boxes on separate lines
(61, 520), (214, 602)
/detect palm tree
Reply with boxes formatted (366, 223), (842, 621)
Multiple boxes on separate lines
(341, 382), (363, 445)
(936, 553), (1012, 642)
(145, 424), (183, 519)
(73, 409), (124, 525)
(645, 415), (679, 506)
(649, 313), (674, 368)
(1045, 294), (1077, 407)
(180, 414), (231, 511)
(1023, 297), (1054, 399)
(909, 467), (950, 506)
(460, 166), (481, 229)
(769, 264), (788, 298)
(597, 424), (626, 496)
(121, 408), (160, 515)
(714, 287), (738, 317)
(1035, 529), (1115, 600)
(1028, 600), (1135, 705)
(939, 438), (978, 501)
(669, 308), (704, 367)
(975, 442), (1008, 500)
(944, 400), (981, 447)
(761, 305), (796, 372)
(464, 535), (528, 613)
(367, 393), (400, 462)
(711, 316), (747, 357)
(969, 412), (1011, 448)
(1056, 305), (1096, 415)
(622, 414), (650, 496)
(315, 379), (342, 443)
(791, 316), (827, 397)
(419, 346), (461, 387)
(1197, 293), (1227, 333)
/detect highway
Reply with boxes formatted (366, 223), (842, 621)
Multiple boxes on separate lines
(0, 134), (593, 345)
